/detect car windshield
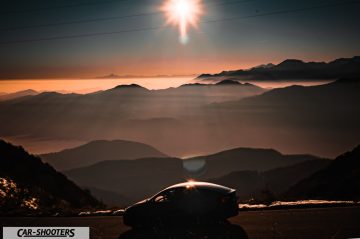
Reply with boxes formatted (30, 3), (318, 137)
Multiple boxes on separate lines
(152, 188), (180, 203)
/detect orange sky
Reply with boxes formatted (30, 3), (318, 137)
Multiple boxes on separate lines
(1, 0), (359, 80)
(0, 53), (342, 80)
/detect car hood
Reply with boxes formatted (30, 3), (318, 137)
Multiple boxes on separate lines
(125, 198), (149, 211)
(134, 198), (149, 205)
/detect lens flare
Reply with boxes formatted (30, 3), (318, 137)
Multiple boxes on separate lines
(161, 0), (203, 44)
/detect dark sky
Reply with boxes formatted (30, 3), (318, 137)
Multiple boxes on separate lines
(0, 0), (359, 78)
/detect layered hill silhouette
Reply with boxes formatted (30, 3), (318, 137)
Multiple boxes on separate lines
(212, 144), (360, 202)
(0, 81), (265, 157)
(0, 140), (101, 215)
(64, 147), (320, 205)
(41, 140), (168, 171)
(211, 159), (330, 201)
(208, 78), (360, 157)
(99, 84), (150, 96)
(160, 80), (264, 100)
(197, 56), (360, 82)
(287, 144), (360, 200)
(0, 89), (38, 101)
(0, 77), (359, 158)
(185, 148), (320, 179)
(65, 157), (184, 204)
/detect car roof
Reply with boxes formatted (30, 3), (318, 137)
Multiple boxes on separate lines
(164, 181), (235, 194)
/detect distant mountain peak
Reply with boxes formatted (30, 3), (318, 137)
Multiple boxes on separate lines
(196, 56), (360, 81)
(18, 89), (37, 94)
(215, 79), (241, 85)
(179, 83), (207, 87)
(0, 89), (38, 102)
(251, 63), (275, 70)
(41, 139), (168, 171)
(330, 56), (360, 65)
(112, 84), (148, 90)
(276, 59), (305, 68)
(280, 59), (304, 64)
(96, 73), (122, 79)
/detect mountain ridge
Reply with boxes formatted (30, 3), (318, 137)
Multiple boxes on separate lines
(0, 139), (101, 215)
(185, 147), (320, 179)
(286, 144), (360, 200)
(64, 147), (322, 205)
(197, 56), (360, 81)
(0, 89), (38, 101)
(210, 158), (330, 202)
(41, 139), (168, 171)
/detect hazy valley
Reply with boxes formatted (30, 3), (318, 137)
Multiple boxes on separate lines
(1, 57), (360, 210)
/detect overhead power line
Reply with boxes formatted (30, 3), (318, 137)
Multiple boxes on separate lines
(0, 0), (133, 15)
(0, 0), (250, 15)
(0, 0), (253, 32)
(0, 12), (158, 31)
(0, 26), (166, 44)
(205, 0), (360, 24)
(0, 0), (359, 45)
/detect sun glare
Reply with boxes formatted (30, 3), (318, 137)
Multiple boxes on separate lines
(161, 0), (203, 44)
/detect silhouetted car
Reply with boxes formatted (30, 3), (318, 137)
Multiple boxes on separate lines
(123, 182), (238, 228)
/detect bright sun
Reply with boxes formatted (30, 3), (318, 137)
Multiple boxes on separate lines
(161, 0), (203, 44)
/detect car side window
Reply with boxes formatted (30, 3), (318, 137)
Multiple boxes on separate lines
(153, 189), (177, 203)
(154, 195), (166, 203)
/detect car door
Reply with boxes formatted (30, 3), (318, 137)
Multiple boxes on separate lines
(151, 189), (178, 222)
